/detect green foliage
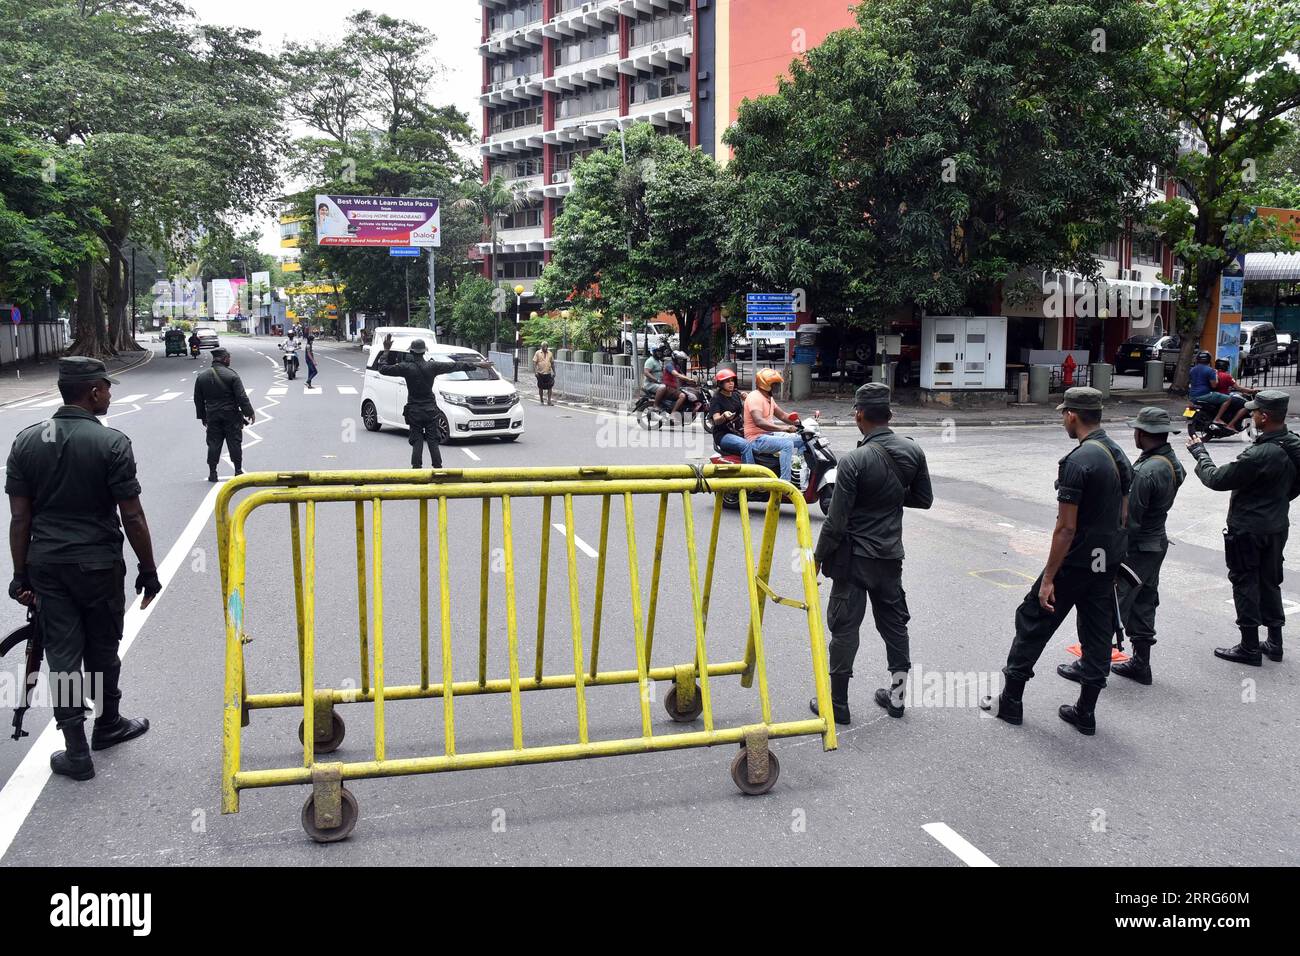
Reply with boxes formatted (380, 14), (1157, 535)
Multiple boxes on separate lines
(450, 274), (497, 345)
(726, 0), (1174, 323)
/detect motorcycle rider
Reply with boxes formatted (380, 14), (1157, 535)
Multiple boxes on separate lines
(1207, 358), (1259, 432)
(656, 350), (702, 425)
(1188, 350), (1218, 400)
(187, 330), (201, 360)
(642, 342), (669, 400)
(279, 336), (299, 379)
(708, 368), (750, 458)
(743, 368), (805, 483)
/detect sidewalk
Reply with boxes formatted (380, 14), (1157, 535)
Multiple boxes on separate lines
(0, 349), (153, 408)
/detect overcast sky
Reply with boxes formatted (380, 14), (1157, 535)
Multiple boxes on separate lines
(186, 0), (483, 256)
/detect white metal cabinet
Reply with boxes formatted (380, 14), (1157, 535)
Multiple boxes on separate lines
(920, 316), (1008, 389)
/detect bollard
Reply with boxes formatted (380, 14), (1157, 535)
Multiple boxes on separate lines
(1144, 360), (1164, 392)
(1091, 362), (1113, 398)
(592, 351), (611, 365)
(612, 353), (631, 367)
(1029, 365), (1050, 404)
(1017, 372), (1029, 404)
(790, 363), (812, 402)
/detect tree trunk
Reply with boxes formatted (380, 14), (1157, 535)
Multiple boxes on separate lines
(1170, 264), (1222, 395)
(68, 258), (111, 357)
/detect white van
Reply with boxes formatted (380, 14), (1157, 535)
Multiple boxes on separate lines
(359, 327), (525, 443)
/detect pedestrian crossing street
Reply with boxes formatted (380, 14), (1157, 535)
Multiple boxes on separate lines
(5, 384), (362, 410)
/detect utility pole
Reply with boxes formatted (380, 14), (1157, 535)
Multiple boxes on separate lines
(427, 247), (436, 336)
(405, 260), (412, 326)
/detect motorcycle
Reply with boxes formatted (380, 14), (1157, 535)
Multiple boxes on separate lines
(188, 341), (200, 360)
(711, 412), (839, 515)
(632, 382), (714, 432)
(282, 345), (300, 380)
(1184, 395), (1256, 442)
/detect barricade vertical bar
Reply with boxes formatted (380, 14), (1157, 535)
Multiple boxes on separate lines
(588, 494), (611, 678)
(534, 495), (552, 682)
(373, 498), (387, 761)
(643, 492), (669, 668)
(562, 494), (589, 744)
(221, 527), (246, 813)
(736, 491), (773, 724)
(679, 491), (714, 731)
(302, 501), (317, 768)
(700, 491), (723, 632)
(420, 499), (429, 690)
(793, 499), (837, 750)
(437, 496), (456, 756)
(354, 501), (370, 695)
(741, 494), (782, 689)
(479, 498), (491, 687)
(289, 502), (305, 689)
(622, 492), (653, 738)
(501, 495), (524, 749)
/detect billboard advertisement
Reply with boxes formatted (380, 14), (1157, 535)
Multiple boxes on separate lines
(209, 278), (247, 318)
(1216, 267), (1244, 373)
(314, 195), (441, 248)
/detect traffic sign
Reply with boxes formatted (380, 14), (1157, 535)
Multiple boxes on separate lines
(747, 304), (797, 314)
(747, 314), (797, 324)
(10, 306), (20, 325)
(753, 330), (796, 340)
(747, 293), (796, 304)
(389, 247), (421, 258)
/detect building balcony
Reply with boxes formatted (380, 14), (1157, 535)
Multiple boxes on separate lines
(481, 124), (546, 156)
(481, 73), (545, 107)
(544, 51), (621, 92)
(506, 174), (546, 202)
(544, 108), (622, 145)
(481, 17), (544, 55)
(543, 0), (622, 39)
(624, 92), (693, 128)
(618, 0), (679, 17)
(621, 31), (692, 74)
(543, 170), (574, 199)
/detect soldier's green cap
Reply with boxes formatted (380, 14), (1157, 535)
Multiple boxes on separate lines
(1244, 389), (1289, 413)
(1127, 406), (1181, 434)
(210, 348), (230, 361)
(853, 381), (891, 409)
(1056, 386), (1103, 412)
(409, 339), (427, 354)
(57, 356), (118, 385)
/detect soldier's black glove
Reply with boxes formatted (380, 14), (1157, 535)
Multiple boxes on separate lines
(8, 573), (31, 603)
(135, 565), (162, 602)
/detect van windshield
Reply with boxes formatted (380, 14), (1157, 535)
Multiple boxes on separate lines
(440, 354), (498, 381)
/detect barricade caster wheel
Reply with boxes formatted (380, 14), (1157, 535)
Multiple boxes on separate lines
(298, 712), (346, 754)
(730, 748), (780, 795)
(301, 787), (358, 843)
(663, 684), (703, 722)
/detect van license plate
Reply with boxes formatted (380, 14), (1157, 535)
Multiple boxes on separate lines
(469, 419), (503, 430)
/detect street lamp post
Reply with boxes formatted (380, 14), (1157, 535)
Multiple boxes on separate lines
(513, 283), (524, 383)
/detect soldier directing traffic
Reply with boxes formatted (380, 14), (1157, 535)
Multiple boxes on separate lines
(1187, 389), (1300, 666)
(810, 382), (933, 725)
(6, 357), (160, 781)
(981, 386), (1132, 735)
(377, 334), (486, 469)
(193, 347), (255, 482)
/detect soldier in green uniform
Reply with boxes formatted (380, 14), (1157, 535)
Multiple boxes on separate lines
(6, 357), (160, 780)
(809, 382), (933, 724)
(1188, 390), (1300, 665)
(193, 348), (255, 482)
(981, 387), (1132, 735)
(1058, 406), (1184, 686)
(376, 334), (487, 469)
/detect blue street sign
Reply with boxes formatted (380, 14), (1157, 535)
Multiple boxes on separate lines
(747, 293), (796, 304)
(389, 247), (421, 257)
(10, 306), (21, 325)
(747, 314), (797, 324)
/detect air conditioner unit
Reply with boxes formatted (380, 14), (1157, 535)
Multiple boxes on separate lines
(651, 43), (664, 53)
(552, 171), (569, 184)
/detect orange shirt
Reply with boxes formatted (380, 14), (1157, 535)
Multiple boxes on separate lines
(743, 390), (777, 440)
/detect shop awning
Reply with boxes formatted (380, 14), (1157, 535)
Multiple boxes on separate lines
(1244, 252), (1300, 282)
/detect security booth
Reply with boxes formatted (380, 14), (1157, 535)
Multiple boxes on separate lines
(919, 316), (1009, 390)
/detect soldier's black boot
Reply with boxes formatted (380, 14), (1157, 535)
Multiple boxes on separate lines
(1059, 684), (1101, 736)
(1261, 627), (1283, 663)
(207, 469), (218, 482)
(90, 674), (150, 751)
(1111, 643), (1153, 685)
(1056, 659), (1085, 683)
(873, 672), (906, 718)
(1214, 627), (1263, 666)
(50, 721), (94, 781)
(809, 674), (851, 725)
(979, 677), (1024, 725)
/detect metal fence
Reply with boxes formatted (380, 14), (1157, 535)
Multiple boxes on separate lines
(488, 350), (518, 381)
(494, 349), (636, 406)
(1238, 356), (1299, 389)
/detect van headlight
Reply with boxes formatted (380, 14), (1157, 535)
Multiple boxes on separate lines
(439, 391), (471, 407)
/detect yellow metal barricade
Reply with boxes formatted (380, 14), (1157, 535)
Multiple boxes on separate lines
(219, 466), (836, 842)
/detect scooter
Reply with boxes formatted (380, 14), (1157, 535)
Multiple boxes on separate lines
(1184, 395), (1255, 442)
(282, 346), (300, 380)
(189, 342), (200, 360)
(632, 383), (714, 432)
(710, 412), (839, 515)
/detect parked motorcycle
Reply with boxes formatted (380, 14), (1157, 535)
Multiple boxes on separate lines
(711, 413), (839, 515)
(632, 383), (714, 432)
(1184, 395), (1255, 442)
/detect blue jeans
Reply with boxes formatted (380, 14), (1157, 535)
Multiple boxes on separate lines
(715, 432), (750, 459)
(745, 433), (806, 482)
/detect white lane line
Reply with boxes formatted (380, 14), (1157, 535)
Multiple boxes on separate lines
(552, 523), (599, 559)
(326, 356), (359, 369)
(0, 483), (224, 863)
(922, 823), (998, 867)
(461, 448), (481, 461)
(149, 392), (181, 402)
(31, 398), (63, 408)
(337, 386), (358, 395)
(117, 394), (147, 403)
(266, 387), (287, 396)
(2, 398), (43, 410)
(302, 386), (322, 395)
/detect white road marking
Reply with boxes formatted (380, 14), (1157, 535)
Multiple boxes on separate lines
(302, 386), (322, 395)
(31, 398), (62, 408)
(997, 522), (1015, 528)
(552, 523), (599, 559)
(149, 392), (181, 402)
(2, 397), (43, 409)
(461, 448), (481, 461)
(922, 823), (998, 867)
(267, 387), (287, 396)
(0, 483), (224, 863)
(117, 394), (147, 403)
(337, 386), (358, 395)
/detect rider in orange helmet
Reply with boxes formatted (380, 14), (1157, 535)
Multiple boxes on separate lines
(743, 368), (805, 482)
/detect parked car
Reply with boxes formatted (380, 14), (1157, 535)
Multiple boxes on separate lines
(360, 328), (524, 443)
(195, 327), (219, 349)
(1114, 333), (1179, 375)
(731, 329), (787, 361)
(621, 321), (678, 355)
(1276, 331), (1298, 366)
(1239, 321), (1282, 374)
